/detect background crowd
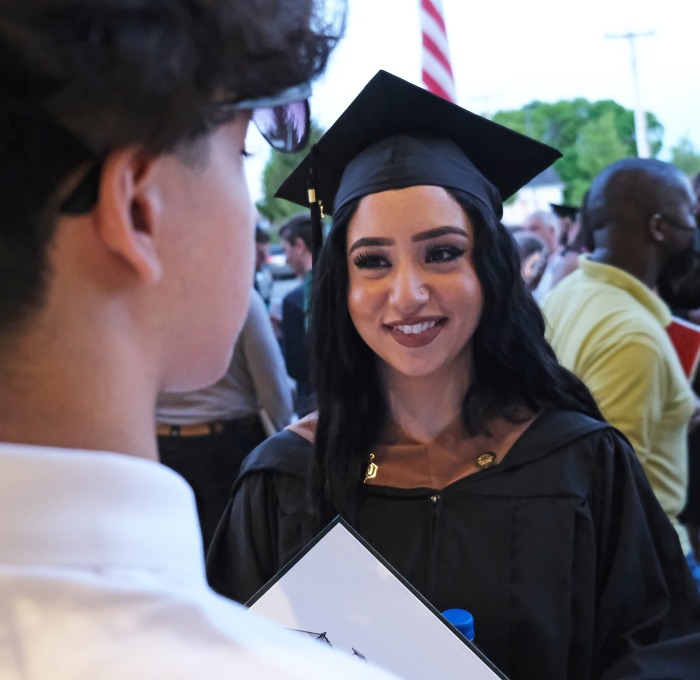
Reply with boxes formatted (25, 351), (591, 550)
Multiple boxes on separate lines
(164, 160), (700, 595)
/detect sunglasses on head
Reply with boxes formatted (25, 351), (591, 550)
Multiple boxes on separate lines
(60, 82), (311, 215)
(220, 81), (311, 154)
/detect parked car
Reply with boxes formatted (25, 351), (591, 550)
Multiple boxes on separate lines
(267, 244), (296, 279)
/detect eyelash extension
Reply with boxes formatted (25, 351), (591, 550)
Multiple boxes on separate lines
(353, 244), (466, 268)
(425, 244), (466, 261)
(353, 252), (388, 269)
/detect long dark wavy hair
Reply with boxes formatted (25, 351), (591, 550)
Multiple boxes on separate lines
(309, 188), (603, 521)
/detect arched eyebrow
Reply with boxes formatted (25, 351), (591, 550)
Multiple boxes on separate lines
(412, 226), (468, 241)
(348, 226), (467, 253)
(348, 236), (393, 253)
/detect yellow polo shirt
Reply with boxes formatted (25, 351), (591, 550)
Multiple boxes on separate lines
(542, 255), (694, 553)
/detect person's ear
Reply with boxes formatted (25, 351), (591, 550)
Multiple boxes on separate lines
(92, 147), (163, 284)
(649, 213), (667, 243)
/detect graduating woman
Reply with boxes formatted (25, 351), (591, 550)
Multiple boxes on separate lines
(207, 72), (700, 678)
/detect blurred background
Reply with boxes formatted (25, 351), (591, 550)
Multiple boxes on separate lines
(250, 0), (699, 298)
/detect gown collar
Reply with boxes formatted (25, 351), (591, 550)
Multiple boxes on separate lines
(366, 414), (537, 490)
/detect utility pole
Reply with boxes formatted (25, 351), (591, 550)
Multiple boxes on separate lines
(605, 30), (655, 158)
(465, 93), (500, 120)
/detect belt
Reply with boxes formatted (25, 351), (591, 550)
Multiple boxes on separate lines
(156, 415), (261, 438)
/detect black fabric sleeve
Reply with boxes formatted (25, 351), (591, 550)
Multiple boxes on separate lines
(591, 430), (700, 679)
(206, 470), (283, 604)
(206, 432), (315, 604)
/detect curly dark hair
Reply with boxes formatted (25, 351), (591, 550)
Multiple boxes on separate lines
(309, 188), (602, 519)
(0, 0), (345, 332)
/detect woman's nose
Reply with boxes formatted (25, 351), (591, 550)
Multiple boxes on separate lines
(388, 266), (428, 312)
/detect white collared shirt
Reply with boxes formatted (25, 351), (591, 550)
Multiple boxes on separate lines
(0, 443), (395, 679)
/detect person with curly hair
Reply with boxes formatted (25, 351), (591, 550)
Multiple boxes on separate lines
(0, 2), (396, 678)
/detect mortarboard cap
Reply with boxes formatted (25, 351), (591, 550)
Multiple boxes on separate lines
(275, 70), (562, 223)
(550, 203), (580, 220)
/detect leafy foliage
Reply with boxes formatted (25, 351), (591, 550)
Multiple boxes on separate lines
(492, 99), (664, 205)
(256, 121), (325, 225)
(670, 136), (700, 178)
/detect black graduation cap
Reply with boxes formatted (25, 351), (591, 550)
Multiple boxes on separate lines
(550, 203), (580, 220)
(275, 70), (562, 227)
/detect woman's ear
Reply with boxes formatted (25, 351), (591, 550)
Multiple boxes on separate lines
(92, 147), (163, 284)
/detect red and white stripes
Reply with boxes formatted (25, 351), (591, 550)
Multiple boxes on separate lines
(420, 0), (456, 102)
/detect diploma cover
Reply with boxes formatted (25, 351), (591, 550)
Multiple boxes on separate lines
(248, 516), (507, 679)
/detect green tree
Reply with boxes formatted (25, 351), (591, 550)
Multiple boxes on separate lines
(570, 111), (629, 204)
(256, 121), (325, 225)
(493, 99), (664, 203)
(670, 136), (700, 178)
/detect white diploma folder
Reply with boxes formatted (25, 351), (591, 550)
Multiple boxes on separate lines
(248, 517), (507, 679)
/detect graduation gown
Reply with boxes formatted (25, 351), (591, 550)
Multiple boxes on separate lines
(207, 409), (700, 679)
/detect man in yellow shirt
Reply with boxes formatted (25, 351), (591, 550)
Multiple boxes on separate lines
(543, 158), (699, 554)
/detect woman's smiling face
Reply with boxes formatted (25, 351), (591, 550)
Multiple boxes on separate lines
(346, 184), (483, 382)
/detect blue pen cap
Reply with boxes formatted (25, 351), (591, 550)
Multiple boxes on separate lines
(442, 608), (475, 642)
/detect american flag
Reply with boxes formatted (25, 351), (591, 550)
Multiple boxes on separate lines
(420, 0), (456, 102)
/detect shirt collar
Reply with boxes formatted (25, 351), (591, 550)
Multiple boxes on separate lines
(579, 254), (671, 327)
(0, 443), (206, 587)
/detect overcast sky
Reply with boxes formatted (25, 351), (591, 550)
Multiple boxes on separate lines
(247, 0), (698, 203)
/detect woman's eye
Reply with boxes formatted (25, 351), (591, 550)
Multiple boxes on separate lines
(352, 252), (390, 269)
(425, 244), (466, 263)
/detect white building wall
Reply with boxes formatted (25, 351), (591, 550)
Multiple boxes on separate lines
(502, 185), (564, 228)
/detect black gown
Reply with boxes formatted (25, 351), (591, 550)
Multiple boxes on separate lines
(207, 409), (700, 679)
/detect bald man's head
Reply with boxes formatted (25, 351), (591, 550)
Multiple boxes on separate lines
(586, 158), (693, 238)
(585, 157), (698, 289)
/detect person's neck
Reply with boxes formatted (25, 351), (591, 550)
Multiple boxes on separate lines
(0, 326), (160, 460)
(380, 352), (473, 443)
(300, 258), (313, 278)
(589, 246), (659, 289)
